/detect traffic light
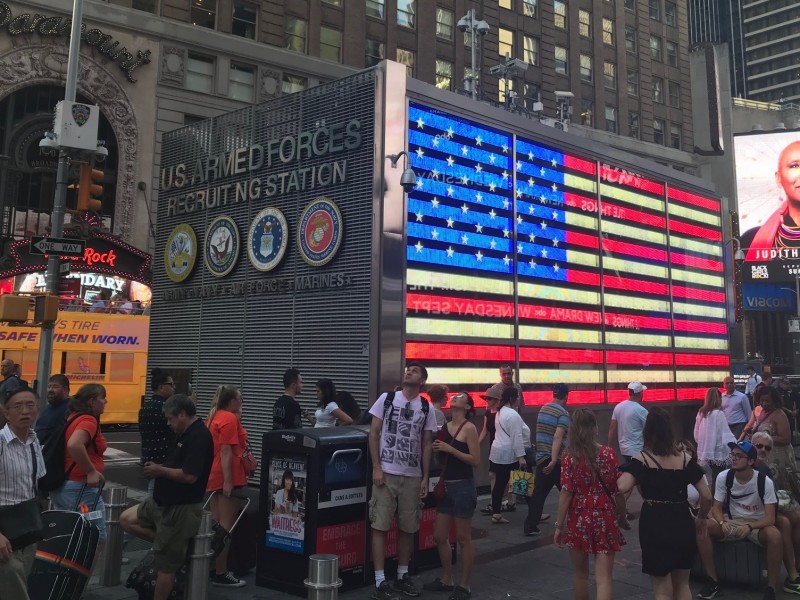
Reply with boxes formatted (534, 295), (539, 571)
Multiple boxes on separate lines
(76, 162), (103, 212)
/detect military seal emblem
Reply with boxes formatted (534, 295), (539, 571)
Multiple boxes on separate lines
(248, 207), (288, 272)
(204, 216), (240, 277)
(297, 198), (343, 267)
(164, 224), (197, 283)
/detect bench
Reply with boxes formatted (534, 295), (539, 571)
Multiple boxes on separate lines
(691, 539), (767, 588)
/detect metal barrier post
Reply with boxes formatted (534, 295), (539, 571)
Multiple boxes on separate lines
(185, 510), (215, 600)
(100, 484), (128, 586)
(304, 554), (343, 600)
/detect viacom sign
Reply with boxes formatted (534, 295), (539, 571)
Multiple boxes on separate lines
(743, 284), (796, 312)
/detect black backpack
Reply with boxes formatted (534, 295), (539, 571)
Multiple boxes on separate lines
(38, 413), (99, 494)
(724, 468), (766, 519)
(358, 391), (430, 425)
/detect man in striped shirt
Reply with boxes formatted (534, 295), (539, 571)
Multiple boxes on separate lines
(523, 383), (570, 537)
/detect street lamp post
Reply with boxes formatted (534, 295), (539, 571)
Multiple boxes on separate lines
(457, 10), (490, 101)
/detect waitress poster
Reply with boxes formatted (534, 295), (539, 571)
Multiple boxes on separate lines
(266, 455), (307, 554)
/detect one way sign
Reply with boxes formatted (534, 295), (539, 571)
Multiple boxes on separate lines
(29, 236), (86, 257)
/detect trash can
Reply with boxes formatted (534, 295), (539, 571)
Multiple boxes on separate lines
(257, 426), (370, 596)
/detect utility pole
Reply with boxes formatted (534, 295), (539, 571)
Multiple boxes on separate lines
(35, 0), (85, 395)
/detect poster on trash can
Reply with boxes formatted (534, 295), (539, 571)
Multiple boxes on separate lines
(266, 455), (307, 554)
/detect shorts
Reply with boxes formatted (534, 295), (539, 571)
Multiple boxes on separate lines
(50, 480), (107, 543)
(720, 518), (762, 546)
(137, 497), (203, 573)
(369, 473), (422, 534)
(436, 479), (477, 519)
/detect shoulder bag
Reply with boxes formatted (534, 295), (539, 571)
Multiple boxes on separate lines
(240, 440), (258, 476)
(433, 421), (467, 501)
(0, 444), (44, 550)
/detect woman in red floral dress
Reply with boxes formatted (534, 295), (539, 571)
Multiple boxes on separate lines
(554, 408), (628, 600)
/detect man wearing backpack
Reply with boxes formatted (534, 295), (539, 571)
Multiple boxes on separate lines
(696, 441), (800, 600)
(368, 362), (438, 600)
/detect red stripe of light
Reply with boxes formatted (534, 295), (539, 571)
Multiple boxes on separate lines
(519, 347), (604, 363)
(673, 320), (728, 334)
(603, 276), (669, 296)
(601, 238), (667, 262)
(567, 270), (601, 286)
(672, 285), (726, 303)
(600, 164), (665, 195)
(669, 219), (722, 242)
(670, 253), (724, 272)
(668, 188), (721, 212)
(605, 351), (674, 365)
(523, 390), (604, 406)
(676, 387), (711, 401)
(566, 230), (600, 250)
(675, 354), (730, 367)
(405, 342), (515, 362)
(605, 312), (672, 330)
(564, 155), (597, 175)
(609, 388), (676, 403)
(601, 203), (667, 230)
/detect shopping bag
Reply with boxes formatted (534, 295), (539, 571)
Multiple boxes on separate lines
(508, 469), (534, 497)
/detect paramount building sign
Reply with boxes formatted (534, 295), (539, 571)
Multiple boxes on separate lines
(160, 120), (363, 217)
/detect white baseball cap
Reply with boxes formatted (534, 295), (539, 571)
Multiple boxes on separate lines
(628, 381), (647, 394)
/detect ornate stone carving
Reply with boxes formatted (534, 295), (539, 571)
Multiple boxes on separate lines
(0, 43), (139, 243)
(159, 45), (185, 85)
(259, 68), (281, 102)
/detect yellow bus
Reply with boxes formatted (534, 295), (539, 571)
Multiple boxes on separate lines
(0, 311), (149, 425)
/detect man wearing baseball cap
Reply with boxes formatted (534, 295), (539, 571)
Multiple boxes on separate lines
(608, 382), (649, 466)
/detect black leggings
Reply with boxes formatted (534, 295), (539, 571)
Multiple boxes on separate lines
(491, 462), (515, 514)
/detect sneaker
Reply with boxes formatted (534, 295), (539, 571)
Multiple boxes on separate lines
(423, 578), (455, 592)
(501, 501), (516, 512)
(480, 504), (494, 515)
(784, 578), (800, 595)
(373, 581), (402, 600)
(762, 586), (776, 600)
(394, 574), (421, 597)
(697, 579), (721, 599)
(524, 527), (541, 537)
(212, 572), (246, 588)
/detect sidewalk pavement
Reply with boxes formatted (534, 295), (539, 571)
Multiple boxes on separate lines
(84, 486), (774, 600)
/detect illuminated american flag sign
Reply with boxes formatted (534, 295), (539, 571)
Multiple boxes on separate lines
(405, 103), (729, 406)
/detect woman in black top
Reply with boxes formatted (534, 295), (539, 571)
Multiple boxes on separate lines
(423, 392), (481, 600)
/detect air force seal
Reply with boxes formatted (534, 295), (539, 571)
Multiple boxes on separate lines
(248, 208), (288, 272)
(204, 216), (240, 277)
(298, 198), (343, 267)
(164, 224), (197, 283)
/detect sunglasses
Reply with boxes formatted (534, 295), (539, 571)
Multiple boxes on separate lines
(755, 443), (773, 451)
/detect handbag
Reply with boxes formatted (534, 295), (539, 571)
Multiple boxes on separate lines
(433, 421), (467, 501)
(0, 445), (44, 550)
(241, 440), (258, 476)
(508, 469), (535, 497)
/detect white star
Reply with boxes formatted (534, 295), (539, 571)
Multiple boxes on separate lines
(502, 170), (509, 180)
(529, 259), (537, 269)
(431, 169), (439, 179)
(540, 167), (546, 176)
(447, 186), (454, 197)
(461, 203), (469, 213)
(415, 212), (423, 222)
(447, 127), (455, 138)
(415, 179), (423, 190)
(528, 151), (534, 161)
(553, 263), (560, 273)
(446, 246), (455, 257)
(461, 234), (469, 244)
(431, 229), (439, 240)
(503, 254), (511, 265)
(541, 248), (548, 258)
(502, 143), (509, 153)
(415, 241), (423, 252)
(528, 177), (535, 187)
(551, 183), (558, 192)
(461, 175), (469, 185)
(552, 211), (559, 220)
(502, 198), (510, 208)
(490, 239), (497, 249)
(553, 239), (559, 247)
(517, 243), (523, 253)
(539, 194), (547, 203)
(416, 117), (425, 129)
(475, 163), (483, 173)
(516, 215), (523, 225)
(432, 137), (440, 147)
(516, 189), (522, 199)
(461, 145), (469, 156)
(515, 161), (522, 171)
(551, 158), (557, 167)
(447, 156), (455, 167)
(446, 217), (454, 227)
(415, 147), (425, 159)
(503, 228), (510, 238)
(475, 136), (483, 146)
(528, 233), (536, 242)
(431, 198), (440, 208)
(489, 154), (497, 164)
(489, 182), (497, 192)
(528, 205), (535, 214)
(475, 223), (483, 233)
(476, 193), (483, 203)
(476, 250), (483, 261)
(489, 209), (497, 219)
(540, 221), (548, 230)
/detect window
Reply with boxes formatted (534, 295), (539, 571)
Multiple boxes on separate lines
(604, 61), (616, 89)
(670, 123), (681, 149)
(666, 41), (678, 67)
(665, 1), (676, 26)
(229, 63), (255, 102)
(186, 54), (214, 93)
(499, 28), (514, 59)
(320, 27), (342, 62)
(436, 8), (454, 40)
(625, 27), (637, 52)
(284, 17), (307, 53)
(649, 0), (660, 20)
(132, 0), (157, 13)
(627, 69), (638, 96)
(523, 0), (537, 17)
(653, 118), (664, 145)
(524, 36), (539, 65)
(322, 0), (342, 5)
(580, 54), (593, 82)
(499, 78), (514, 105)
(581, 100), (594, 127)
(65, 352), (104, 377)
(282, 73), (307, 94)
(524, 83), (541, 110)
(366, 0), (385, 19)
(232, 3), (257, 39)
(602, 18), (614, 45)
(191, 0), (216, 28)
(109, 353), (134, 383)
(365, 39), (385, 67)
(397, 0), (415, 28)
(629, 111), (640, 139)
(605, 106), (617, 133)
(436, 59), (453, 90)
(554, 45), (568, 75)
(579, 10), (591, 37)
(624, 0), (635, 9)
(668, 81), (680, 107)
(554, 1), (567, 29)
(653, 77), (663, 102)
(397, 48), (415, 77)
(499, 0), (512, 8)
(650, 36), (662, 61)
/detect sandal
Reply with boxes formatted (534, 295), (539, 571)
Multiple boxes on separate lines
(423, 578), (455, 592)
(491, 514), (509, 524)
(448, 586), (472, 600)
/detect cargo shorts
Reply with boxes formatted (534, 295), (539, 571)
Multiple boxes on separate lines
(137, 497), (203, 573)
(369, 473), (422, 534)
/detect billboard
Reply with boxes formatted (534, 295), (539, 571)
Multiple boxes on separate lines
(735, 130), (800, 282)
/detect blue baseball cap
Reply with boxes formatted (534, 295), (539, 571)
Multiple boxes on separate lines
(728, 440), (757, 460)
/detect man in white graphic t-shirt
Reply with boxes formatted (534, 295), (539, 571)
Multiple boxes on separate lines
(368, 362), (438, 600)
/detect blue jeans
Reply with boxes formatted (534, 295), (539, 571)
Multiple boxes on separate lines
(50, 480), (107, 543)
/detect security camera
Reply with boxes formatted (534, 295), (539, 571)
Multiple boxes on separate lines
(734, 248), (745, 267)
(475, 20), (490, 36)
(554, 90), (575, 99)
(457, 16), (470, 32)
(489, 64), (505, 77)
(39, 134), (58, 156)
(400, 168), (417, 193)
(94, 145), (108, 162)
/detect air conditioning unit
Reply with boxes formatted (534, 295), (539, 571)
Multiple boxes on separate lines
(53, 100), (100, 151)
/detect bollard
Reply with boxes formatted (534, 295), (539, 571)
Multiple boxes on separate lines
(185, 510), (215, 600)
(304, 554), (343, 600)
(100, 484), (128, 586)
